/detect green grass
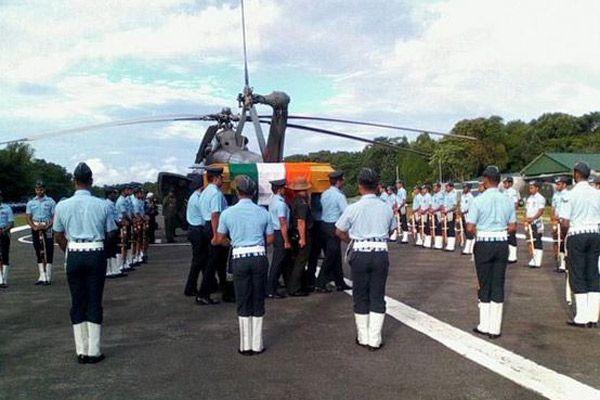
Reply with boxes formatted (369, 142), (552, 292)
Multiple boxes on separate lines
(14, 214), (27, 227)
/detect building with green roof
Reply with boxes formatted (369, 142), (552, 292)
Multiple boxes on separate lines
(520, 152), (600, 180)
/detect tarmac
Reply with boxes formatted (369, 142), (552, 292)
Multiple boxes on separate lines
(1, 222), (599, 400)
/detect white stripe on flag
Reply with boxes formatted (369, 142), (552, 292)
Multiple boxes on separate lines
(256, 163), (286, 206)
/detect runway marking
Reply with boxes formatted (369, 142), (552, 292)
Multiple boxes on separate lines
(10, 225), (30, 233)
(343, 279), (599, 400)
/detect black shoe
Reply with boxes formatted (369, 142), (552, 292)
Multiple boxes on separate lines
(355, 338), (369, 348)
(142, 256), (148, 264)
(555, 269), (566, 274)
(34, 280), (45, 286)
(472, 327), (488, 336)
(86, 354), (105, 364)
(368, 343), (384, 351)
(288, 291), (309, 297)
(195, 296), (220, 305)
(115, 273), (128, 278)
(238, 349), (253, 356)
(315, 286), (332, 293)
(270, 292), (286, 299)
(566, 321), (587, 328)
(77, 355), (88, 364)
(507, 260), (517, 264)
(488, 333), (501, 340)
(222, 295), (236, 303)
(337, 283), (352, 291)
(305, 286), (315, 293)
(44, 281), (51, 286)
(586, 322), (598, 328)
(0, 284), (7, 289)
(252, 348), (266, 355)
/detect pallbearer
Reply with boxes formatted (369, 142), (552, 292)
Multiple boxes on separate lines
(502, 177), (520, 263)
(467, 166), (517, 339)
(0, 189), (14, 289)
(267, 179), (291, 298)
(460, 183), (475, 255)
(335, 168), (396, 350)
(525, 181), (546, 268)
(551, 176), (569, 272)
(412, 186), (423, 246)
(215, 175), (274, 355)
(26, 180), (56, 285)
(395, 180), (409, 243)
(53, 162), (117, 363)
(287, 177), (313, 297)
(443, 182), (457, 251)
(431, 183), (445, 250)
(560, 162), (600, 328)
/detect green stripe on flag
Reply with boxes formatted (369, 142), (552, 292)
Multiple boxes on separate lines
(229, 163), (259, 201)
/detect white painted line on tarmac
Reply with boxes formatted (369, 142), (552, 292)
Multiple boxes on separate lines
(10, 225), (30, 233)
(343, 279), (599, 400)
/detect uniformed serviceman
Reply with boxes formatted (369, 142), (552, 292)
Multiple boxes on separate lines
(319, 171), (351, 292)
(104, 188), (125, 279)
(560, 162), (600, 328)
(467, 166), (517, 339)
(442, 182), (458, 252)
(26, 180), (56, 285)
(115, 186), (134, 272)
(525, 181), (546, 268)
(306, 186), (324, 293)
(552, 176), (569, 272)
(420, 185), (432, 247)
(53, 162), (117, 363)
(460, 183), (475, 255)
(502, 177), (520, 263)
(395, 180), (409, 244)
(287, 177), (313, 297)
(145, 192), (158, 245)
(162, 189), (178, 243)
(431, 183), (445, 250)
(214, 175), (274, 355)
(412, 186), (423, 246)
(267, 179), (291, 299)
(335, 168), (395, 350)
(0, 190), (14, 289)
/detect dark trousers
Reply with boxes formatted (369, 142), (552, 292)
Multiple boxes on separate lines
(318, 222), (344, 287)
(552, 229), (566, 253)
(508, 231), (517, 246)
(66, 250), (107, 324)
(185, 225), (208, 296)
(434, 213), (443, 236)
(531, 224), (543, 250)
(212, 244), (232, 297)
(32, 229), (54, 263)
(473, 241), (509, 302)
(461, 215), (474, 240)
(423, 214), (431, 235)
(446, 213), (456, 238)
(268, 230), (290, 295)
(164, 215), (176, 242)
(350, 251), (388, 314)
(289, 238), (311, 294)
(233, 256), (268, 316)
(567, 233), (600, 294)
(306, 222), (324, 288)
(400, 213), (408, 231)
(0, 232), (10, 264)
(104, 234), (119, 258)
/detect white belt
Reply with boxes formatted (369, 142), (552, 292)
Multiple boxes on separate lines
(568, 225), (600, 236)
(67, 242), (104, 252)
(232, 245), (266, 259)
(353, 241), (388, 252)
(476, 231), (508, 242)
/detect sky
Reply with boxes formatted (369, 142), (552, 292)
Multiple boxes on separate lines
(1, 0), (599, 184)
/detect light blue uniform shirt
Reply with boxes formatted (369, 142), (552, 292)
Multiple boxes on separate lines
(268, 194), (290, 230)
(559, 181), (600, 229)
(321, 186), (348, 223)
(132, 197), (145, 216)
(106, 199), (119, 222)
(443, 190), (457, 211)
(217, 199), (274, 247)
(335, 194), (396, 240)
(26, 196), (56, 222)
(432, 191), (444, 211)
(199, 183), (227, 223)
(115, 195), (131, 219)
(460, 192), (473, 213)
(396, 188), (407, 206)
(0, 204), (15, 229)
(380, 192), (389, 204)
(413, 193), (422, 210)
(186, 190), (204, 226)
(420, 193), (432, 211)
(53, 190), (117, 241)
(552, 189), (568, 217)
(466, 188), (516, 231)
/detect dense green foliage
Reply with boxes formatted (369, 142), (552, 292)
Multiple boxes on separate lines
(287, 112), (600, 196)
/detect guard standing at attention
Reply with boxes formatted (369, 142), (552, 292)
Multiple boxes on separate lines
(53, 162), (117, 364)
(215, 175), (274, 355)
(335, 168), (395, 350)
(319, 171), (351, 292)
(525, 181), (546, 268)
(467, 166), (517, 339)
(0, 190), (14, 289)
(267, 179), (291, 299)
(552, 176), (569, 272)
(287, 177), (313, 297)
(442, 182), (457, 251)
(115, 186), (134, 272)
(420, 185), (433, 248)
(26, 180), (56, 285)
(502, 177), (520, 263)
(560, 162), (600, 328)
(431, 183), (445, 250)
(412, 186), (423, 246)
(105, 188), (125, 278)
(395, 180), (409, 243)
(460, 183), (475, 255)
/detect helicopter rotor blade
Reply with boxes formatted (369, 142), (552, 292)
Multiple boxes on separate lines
(258, 114), (476, 141)
(260, 120), (431, 157)
(0, 114), (218, 146)
(240, 0), (250, 87)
